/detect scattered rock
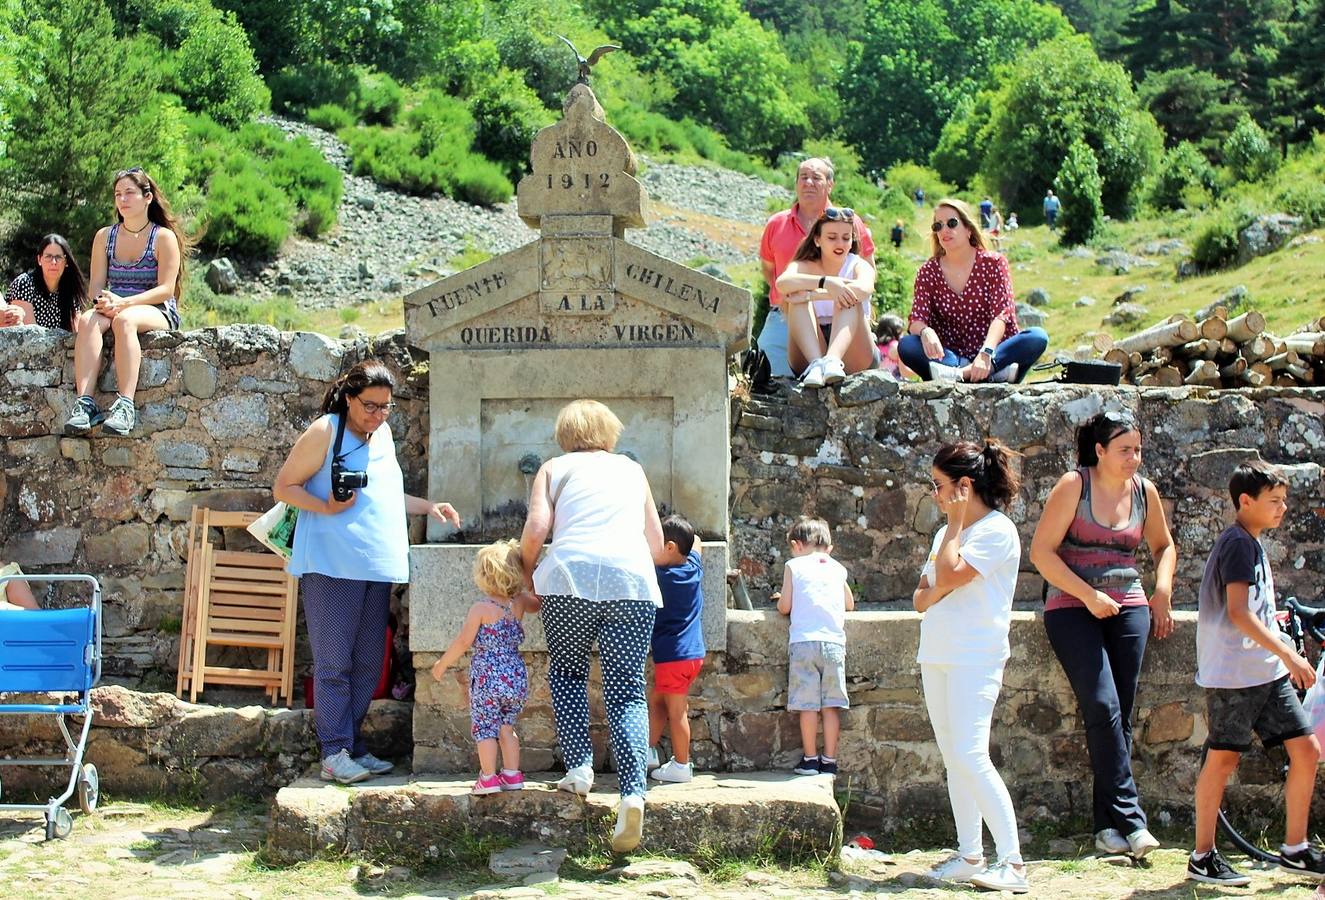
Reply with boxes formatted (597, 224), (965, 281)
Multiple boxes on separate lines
(204, 258), (240, 294)
(1196, 284), (1248, 319)
(1074, 296), (1095, 308)
(1237, 213), (1303, 264)
(1142, 238), (1186, 256)
(489, 843), (567, 878)
(604, 860), (701, 883)
(1112, 285), (1146, 305)
(1016, 303), (1047, 328)
(1065, 246), (1093, 259)
(1048, 838), (1079, 855)
(1289, 233), (1322, 248)
(1176, 259), (1199, 279)
(1025, 287), (1050, 306)
(1103, 303), (1149, 326)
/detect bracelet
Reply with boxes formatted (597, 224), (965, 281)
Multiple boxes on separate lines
(818, 275), (826, 289)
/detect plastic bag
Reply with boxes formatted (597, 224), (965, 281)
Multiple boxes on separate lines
(1299, 654), (1325, 747)
(247, 502), (298, 561)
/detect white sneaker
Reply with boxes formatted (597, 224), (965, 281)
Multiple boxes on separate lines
(989, 362), (1020, 383)
(800, 357), (827, 388)
(821, 356), (847, 385)
(969, 859), (1029, 894)
(927, 853), (986, 882)
(1095, 828), (1129, 854)
(611, 794), (645, 853)
(556, 764), (594, 796)
(650, 758), (693, 783)
(645, 746), (660, 770)
(1127, 828), (1160, 858)
(320, 749), (371, 784)
(929, 362), (962, 382)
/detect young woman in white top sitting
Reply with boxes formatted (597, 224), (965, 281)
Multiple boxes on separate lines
(519, 400), (666, 854)
(913, 439), (1029, 894)
(775, 207), (879, 388)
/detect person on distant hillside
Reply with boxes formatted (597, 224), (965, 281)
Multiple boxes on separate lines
(1006, 212), (1019, 231)
(775, 207), (879, 388)
(65, 168), (194, 437)
(1044, 190), (1061, 230)
(2, 234), (87, 330)
(914, 186), (926, 208)
(979, 198), (994, 230)
(758, 158), (875, 378)
(890, 219), (905, 251)
(898, 199), (1047, 384)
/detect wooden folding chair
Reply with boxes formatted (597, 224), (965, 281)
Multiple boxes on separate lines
(175, 506), (210, 698)
(185, 510), (298, 706)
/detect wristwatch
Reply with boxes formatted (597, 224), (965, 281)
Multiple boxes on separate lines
(979, 346), (995, 359)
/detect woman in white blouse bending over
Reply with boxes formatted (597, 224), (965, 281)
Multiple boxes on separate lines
(774, 206), (879, 388)
(914, 439), (1029, 894)
(520, 400), (665, 853)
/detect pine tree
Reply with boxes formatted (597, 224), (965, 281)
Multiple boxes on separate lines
(0, 0), (186, 264)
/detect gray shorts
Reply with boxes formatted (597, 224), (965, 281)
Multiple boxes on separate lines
(788, 641), (848, 711)
(1206, 676), (1311, 752)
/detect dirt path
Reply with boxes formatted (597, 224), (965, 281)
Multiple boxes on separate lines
(1, 802), (1320, 898)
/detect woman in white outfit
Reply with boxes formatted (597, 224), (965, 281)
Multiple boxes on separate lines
(913, 439), (1029, 894)
(774, 206), (879, 387)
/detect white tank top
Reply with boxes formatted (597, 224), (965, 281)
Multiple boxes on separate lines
(813, 253), (861, 322)
(532, 451), (663, 606)
(786, 552), (849, 643)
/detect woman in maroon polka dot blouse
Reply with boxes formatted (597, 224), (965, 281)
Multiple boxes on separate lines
(898, 199), (1047, 383)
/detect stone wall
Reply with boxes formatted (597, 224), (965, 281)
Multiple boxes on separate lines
(0, 325), (430, 687)
(729, 375), (1325, 607)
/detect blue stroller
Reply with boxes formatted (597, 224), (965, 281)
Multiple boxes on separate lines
(0, 573), (103, 839)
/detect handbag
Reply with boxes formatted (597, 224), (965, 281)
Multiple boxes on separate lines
(247, 502), (299, 561)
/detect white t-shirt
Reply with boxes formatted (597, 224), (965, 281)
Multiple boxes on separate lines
(533, 451), (663, 606)
(786, 552), (849, 644)
(917, 510), (1021, 667)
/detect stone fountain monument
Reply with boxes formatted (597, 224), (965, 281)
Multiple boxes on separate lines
(403, 81), (751, 772)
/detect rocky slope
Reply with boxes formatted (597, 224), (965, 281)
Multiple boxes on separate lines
(238, 116), (790, 308)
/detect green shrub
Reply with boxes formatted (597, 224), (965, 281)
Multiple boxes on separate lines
(1149, 142), (1218, 211)
(267, 137), (342, 237)
(180, 278), (308, 330)
(1223, 115), (1278, 183)
(268, 61), (358, 116)
(173, 7), (268, 127)
(885, 162), (956, 204)
(307, 103), (354, 131)
(467, 68), (553, 181)
(452, 157), (514, 207)
(356, 71), (403, 126)
(1056, 139), (1104, 246)
(201, 163), (292, 254)
(1276, 182), (1325, 230)
(871, 250), (911, 316)
(1191, 209), (1241, 271)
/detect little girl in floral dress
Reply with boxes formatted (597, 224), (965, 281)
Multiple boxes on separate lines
(431, 540), (537, 794)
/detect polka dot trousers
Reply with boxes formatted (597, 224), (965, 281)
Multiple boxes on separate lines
(541, 594), (656, 798)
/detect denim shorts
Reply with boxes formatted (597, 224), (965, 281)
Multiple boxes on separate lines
(787, 640), (848, 711)
(1205, 676), (1311, 752)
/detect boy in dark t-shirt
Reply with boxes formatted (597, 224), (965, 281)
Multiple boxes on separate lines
(1188, 461), (1325, 886)
(646, 514), (705, 784)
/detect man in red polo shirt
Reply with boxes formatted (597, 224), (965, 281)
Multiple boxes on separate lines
(758, 158), (875, 376)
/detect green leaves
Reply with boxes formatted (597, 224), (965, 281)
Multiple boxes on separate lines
(1056, 139), (1104, 245)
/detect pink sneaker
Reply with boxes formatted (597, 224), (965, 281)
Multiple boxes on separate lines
(499, 770), (525, 791)
(472, 773), (502, 795)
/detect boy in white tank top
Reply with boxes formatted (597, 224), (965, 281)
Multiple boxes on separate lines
(776, 516), (854, 777)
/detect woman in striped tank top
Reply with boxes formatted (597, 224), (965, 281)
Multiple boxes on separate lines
(1031, 410), (1177, 859)
(66, 168), (192, 437)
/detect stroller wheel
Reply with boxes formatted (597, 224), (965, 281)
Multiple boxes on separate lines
(78, 763), (100, 814)
(45, 807), (73, 840)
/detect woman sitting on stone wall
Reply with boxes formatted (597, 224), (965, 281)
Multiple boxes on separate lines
(774, 207), (879, 388)
(1, 234), (87, 330)
(64, 168), (194, 437)
(899, 198), (1046, 383)
(1030, 410), (1175, 859)
(519, 399), (665, 853)
(274, 360), (461, 785)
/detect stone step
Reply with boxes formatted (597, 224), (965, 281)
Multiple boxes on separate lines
(267, 771), (841, 865)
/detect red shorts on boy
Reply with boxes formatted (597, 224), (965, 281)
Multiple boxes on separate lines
(654, 658), (703, 695)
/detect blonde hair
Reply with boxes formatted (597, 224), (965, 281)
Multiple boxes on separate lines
(473, 539), (524, 599)
(554, 399), (623, 452)
(929, 198), (990, 258)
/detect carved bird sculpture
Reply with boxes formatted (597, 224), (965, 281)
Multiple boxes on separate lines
(557, 34), (620, 84)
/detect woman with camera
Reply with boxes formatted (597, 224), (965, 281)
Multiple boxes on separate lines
(275, 360), (460, 784)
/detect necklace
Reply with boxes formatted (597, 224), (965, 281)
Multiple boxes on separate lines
(120, 219), (150, 235)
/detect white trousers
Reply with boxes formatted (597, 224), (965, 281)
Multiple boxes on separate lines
(921, 662), (1022, 863)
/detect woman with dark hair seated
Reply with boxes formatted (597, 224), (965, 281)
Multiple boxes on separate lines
(899, 198), (1047, 383)
(1, 234), (87, 330)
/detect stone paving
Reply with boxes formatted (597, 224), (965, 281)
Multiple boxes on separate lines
(2, 800), (1323, 898)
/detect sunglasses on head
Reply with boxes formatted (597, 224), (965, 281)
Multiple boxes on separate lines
(822, 206), (855, 222)
(931, 217), (962, 232)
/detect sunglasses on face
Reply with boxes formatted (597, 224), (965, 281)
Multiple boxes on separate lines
(822, 206), (855, 222)
(931, 217), (962, 232)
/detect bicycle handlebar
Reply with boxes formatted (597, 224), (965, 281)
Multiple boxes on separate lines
(1285, 596), (1325, 645)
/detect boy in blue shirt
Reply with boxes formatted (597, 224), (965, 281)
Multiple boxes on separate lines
(646, 514), (705, 783)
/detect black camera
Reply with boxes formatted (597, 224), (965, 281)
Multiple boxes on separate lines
(331, 460), (368, 501)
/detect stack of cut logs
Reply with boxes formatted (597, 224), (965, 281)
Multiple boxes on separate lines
(1092, 311), (1325, 388)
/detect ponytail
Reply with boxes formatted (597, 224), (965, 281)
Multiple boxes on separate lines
(933, 438), (1022, 509)
(1075, 410), (1139, 467)
(320, 359), (395, 415)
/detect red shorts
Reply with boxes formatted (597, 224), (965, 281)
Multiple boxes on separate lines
(653, 658), (703, 695)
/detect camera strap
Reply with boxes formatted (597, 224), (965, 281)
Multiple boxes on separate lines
(332, 411), (366, 463)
